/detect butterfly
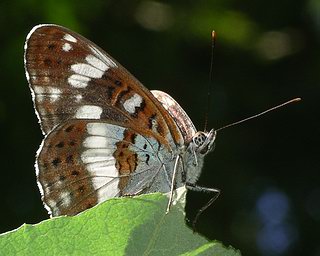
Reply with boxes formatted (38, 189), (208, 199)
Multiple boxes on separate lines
(24, 24), (219, 218)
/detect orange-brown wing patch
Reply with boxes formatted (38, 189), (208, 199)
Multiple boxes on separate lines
(113, 129), (138, 191)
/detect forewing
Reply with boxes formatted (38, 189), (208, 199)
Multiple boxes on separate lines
(24, 24), (183, 148)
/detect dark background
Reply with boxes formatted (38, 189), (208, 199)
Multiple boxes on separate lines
(0, 1), (318, 255)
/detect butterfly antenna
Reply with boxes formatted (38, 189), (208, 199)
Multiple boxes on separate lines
(204, 31), (216, 132)
(215, 97), (301, 132)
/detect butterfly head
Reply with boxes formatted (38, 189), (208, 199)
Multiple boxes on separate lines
(183, 129), (216, 183)
(191, 129), (216, 155)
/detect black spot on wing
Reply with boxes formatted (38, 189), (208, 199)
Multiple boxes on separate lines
(114, 80), (122, 86)
(56, 142), (64, 148)
(130, 133), (136, 144)
(131, 98), (146, 118)
(71, 170), (80, 176)
(106, 86), (115, 99)
(146, 154), (150, 165)
(48, 43), (55, 50)
(52, 157), (61, 167)
(69, 140), (76, 146)
(65, 125), (74, 132)
(44, 58), (52, 67)
(78, 185), (85, 193)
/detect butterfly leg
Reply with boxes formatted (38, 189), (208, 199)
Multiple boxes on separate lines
(186, 182), (220, 232)
(166, 154), (181, 214)
(192, 148), (198, 166)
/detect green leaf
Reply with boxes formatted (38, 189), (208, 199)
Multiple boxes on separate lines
(0, 188), (240, 256)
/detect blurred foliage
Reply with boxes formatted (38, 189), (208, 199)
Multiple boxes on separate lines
(0, 0), (318, 255)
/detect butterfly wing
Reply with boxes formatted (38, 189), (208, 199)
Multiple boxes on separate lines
(38, 119), (172, 216)
(24, 24), (183, 147)
(151, 90), (197, 143)
(25, 24), (184, 216)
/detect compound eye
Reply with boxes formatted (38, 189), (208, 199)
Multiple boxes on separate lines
(192, 130), (216, 155)
(193, 132), (207, 147)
